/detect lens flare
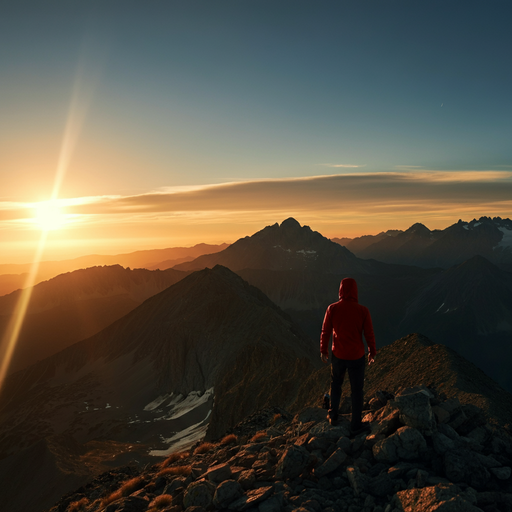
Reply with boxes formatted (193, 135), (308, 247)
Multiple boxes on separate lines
(0, 39), (103, 397)
(33, 200), (67, 231)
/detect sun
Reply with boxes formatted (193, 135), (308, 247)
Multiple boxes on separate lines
(33, 201), (67, 231)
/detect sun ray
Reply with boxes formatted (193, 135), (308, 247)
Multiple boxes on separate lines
(0, 41), (103, 396)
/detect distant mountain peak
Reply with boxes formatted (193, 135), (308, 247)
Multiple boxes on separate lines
(405, 223), (431, 236)
(280, 217), (302, 230)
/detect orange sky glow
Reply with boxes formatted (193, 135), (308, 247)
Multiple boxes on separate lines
(1, 171), (511, 265)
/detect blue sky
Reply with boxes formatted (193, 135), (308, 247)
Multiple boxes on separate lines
(0, 1), (511, 262)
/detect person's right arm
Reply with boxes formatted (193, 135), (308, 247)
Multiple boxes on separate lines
(363, 308), (376, 364)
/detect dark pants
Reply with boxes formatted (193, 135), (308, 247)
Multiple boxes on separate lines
(329, 354), (365, 429)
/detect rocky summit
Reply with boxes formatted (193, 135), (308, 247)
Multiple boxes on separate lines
(49, 383), (512, 512)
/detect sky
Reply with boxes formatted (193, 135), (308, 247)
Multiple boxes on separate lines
(1, 1), (511, 264)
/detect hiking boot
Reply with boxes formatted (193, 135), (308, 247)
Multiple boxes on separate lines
(350, 421), (371, 436)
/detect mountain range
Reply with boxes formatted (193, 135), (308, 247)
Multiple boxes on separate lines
(1, 216), (512, 511)
(171, 218), (512, 393)
(0, 243), (228, 297)
(334, 216), (512, 270)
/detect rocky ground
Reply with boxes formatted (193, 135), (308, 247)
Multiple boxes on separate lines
(48, 384), (512, 512)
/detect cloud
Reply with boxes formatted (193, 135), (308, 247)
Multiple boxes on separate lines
(319, 164), (365, 168)
(66, 170), (512, 216)
(2, 171), (512, 224)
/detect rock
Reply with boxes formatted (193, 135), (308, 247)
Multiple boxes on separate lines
(490, 466), (511, 480)
(258, 496), (282, 512)
(431, 431), (456, 454)
(163, 477), (187, 495)
(432, 404), (451, 424)
(444, 449), (491, 489)
(392, 483), (481, 512)
(336, 436), (352, 453)
(416, 469), (429, 488)
(370, 402), (402, 437)
(474, 453), (501, 469)
(183, 479), (216, 509)
(275, 445), (310, 479)
(237, 469), (256, 490)
(437, 423), (460, 441)
(307, 437), (332, 452)
(205, 463), (233, 483)
(346, 466), (367, 497)
(295, 433), (311, 447)
(228, 486), (274, 511)
(372, 427), (427, 464)
(394, 391), (434, 432)
(369, 472), (395, 497)
(314, 448), (347, 478)
(309, 422), (350, 440)
(213, 480), (243, 508)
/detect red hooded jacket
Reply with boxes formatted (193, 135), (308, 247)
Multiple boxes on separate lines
(320, 277), (376, 360)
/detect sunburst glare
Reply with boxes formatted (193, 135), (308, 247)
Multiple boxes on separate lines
(33, 200), (67, 231)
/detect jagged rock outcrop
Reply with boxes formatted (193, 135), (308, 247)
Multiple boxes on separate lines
(49, 385), (512, 512)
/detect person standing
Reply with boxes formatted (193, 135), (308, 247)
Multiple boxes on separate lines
(320, 277), (376, 434)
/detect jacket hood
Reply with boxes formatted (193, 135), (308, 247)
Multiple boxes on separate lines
(339, 277), (358, 302)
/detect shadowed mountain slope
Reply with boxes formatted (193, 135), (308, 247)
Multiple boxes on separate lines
(397, 255), (512, 391)
(174, 218), (373, 274)
(0, 265), (317, 512)
(295, 333), (512, 427)
(0, 265), (189, 374)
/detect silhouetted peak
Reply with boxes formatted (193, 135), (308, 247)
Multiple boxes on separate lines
(405, 223), (430, 236)
(280, 217), (302, 230)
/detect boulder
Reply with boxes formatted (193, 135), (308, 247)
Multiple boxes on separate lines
(313, 448), (347, 478)
(346, 466), (367, 497)
(373, 426), (427, 464)
(183, 479), (216, 509)
(228, 486), (274, 511)
(392, 483), (481, 512)
(309, 422), (350, 440)
(395, 391), (434, 431)
(431, 431), (456, 454)
(237, 469), (256, 490)
(370, 401), (402, 437)
(275, 445), (310, 479)
(444, 449), (491, 489)
(205, 462), (233, 483)
(213, 480), (243, 508)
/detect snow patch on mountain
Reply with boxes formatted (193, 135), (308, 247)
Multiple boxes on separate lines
(498, 227), (512, 248)
(150, 410), (211, 456)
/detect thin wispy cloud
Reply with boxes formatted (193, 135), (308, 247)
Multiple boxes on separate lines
(63, 171), (512, 215)
(320, 164), (365, 168)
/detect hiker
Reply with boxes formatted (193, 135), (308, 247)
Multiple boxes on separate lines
(320, 277), (376, 434)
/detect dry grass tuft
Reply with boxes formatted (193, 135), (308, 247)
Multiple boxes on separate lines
(100, 476), (145, 507)
(160, 450), (189, 468)
(271, 413), (281, 424)
(148, 494), (173, 509)
(193, 442), (214, 455)
(220, 434), (237, 445)
(250, 431), (268, 442)
(68, 497), (88, 512)
(157, 465), (192, 478)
